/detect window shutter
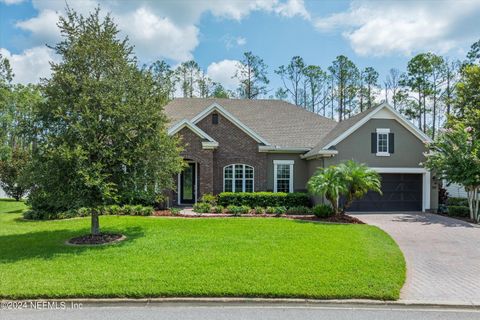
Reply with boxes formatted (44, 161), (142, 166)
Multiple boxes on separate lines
(389, 133), (394, 154)
(371, 133), (377, 153)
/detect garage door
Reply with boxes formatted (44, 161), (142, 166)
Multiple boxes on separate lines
(347, 173), (422, 212)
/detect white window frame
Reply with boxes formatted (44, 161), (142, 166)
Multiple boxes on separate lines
(376, 128), (390, 157)
(223, 164), (254, 192)
(273, 160), (294, 193)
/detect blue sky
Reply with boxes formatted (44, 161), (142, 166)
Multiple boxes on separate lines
(1, 0), (479, 93)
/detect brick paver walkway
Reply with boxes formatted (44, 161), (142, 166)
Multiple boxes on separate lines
(351, 213), (480, 304)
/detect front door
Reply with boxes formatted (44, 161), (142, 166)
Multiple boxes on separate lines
(180, 163), (196, 204)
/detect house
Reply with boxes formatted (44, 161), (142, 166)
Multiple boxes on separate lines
(164, 98), (438, 212)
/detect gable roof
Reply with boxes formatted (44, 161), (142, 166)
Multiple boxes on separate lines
(167, 119), (219, 149)
(164, 98), (338, 149)
(303, 103), (432, 159)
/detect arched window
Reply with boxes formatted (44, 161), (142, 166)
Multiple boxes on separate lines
(223, 164), (254, 192)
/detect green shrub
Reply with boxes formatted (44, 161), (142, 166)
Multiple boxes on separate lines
(274, 206), (287, 215)
(447, 205), (470, 217)
(254, 206), (265, 214)
(313, 204), (334, 218)
(217, 192), (310, 208)
(23, 204), (154, 220)
(447, 197), (468, 207)
(286, 206), (311, 215)
(265, 206), (276, 214)
(200, 193), (217, 206)
(193, 202), (212, 213)
(226, 205), (250, 215)
(169, 207), (181, 216)
(211, 205), (224, 214)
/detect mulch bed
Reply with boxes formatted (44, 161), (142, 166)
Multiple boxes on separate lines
(152, 211), (364, 224)
(67, 233), (125, 245)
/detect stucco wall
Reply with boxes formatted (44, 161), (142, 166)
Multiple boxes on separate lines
(324, 119), (426, 168)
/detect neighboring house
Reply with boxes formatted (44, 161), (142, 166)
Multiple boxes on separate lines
(164, 98), (438, 212)
(443, 181), (468, 198)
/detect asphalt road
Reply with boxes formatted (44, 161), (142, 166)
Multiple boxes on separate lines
(1, 303), (480, 320)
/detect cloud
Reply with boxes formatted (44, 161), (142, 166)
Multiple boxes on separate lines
(206, 59), (241, 91)
(0, 47), (58, 84)
(223, 35), (247, 50)
(0, 0), (25, 5)
(275, 0), (310, 20)
(16, 9), (61, 47)
(314, 0), (480, 56)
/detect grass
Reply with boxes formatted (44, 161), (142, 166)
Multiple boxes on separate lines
(0, 199), (405, 300)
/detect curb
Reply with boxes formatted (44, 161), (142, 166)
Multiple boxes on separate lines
(2, 298), (480, 309)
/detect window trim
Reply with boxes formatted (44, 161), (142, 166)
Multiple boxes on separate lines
(273, 160), (294, 193)
(223, 164), (254, 192)
(376, 128), (390, 157)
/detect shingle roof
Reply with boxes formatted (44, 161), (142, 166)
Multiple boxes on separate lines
(164, 98), (338, 149)
(303, 105), (383, 158)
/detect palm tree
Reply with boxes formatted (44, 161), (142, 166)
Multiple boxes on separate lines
(308, 160), (382, 216)
(339, 160), (382, 212)
(307, 166), (346, 215)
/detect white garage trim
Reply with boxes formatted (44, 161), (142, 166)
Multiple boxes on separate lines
(370, 167), (431, 212)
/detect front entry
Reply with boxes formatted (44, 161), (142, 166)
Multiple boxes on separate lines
(180, 162), (196, 204)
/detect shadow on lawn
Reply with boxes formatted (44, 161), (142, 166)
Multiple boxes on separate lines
(0, 226), (144, 264)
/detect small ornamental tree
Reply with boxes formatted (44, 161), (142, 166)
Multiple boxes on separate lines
(0, 147), (31, 201)
(29, 8), (183, 235)
(308, 160), (381, 216)
(424, 123), (480, 222)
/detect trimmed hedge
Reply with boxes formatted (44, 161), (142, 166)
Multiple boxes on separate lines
(23, 204), (154, 220)
(217, 192), (310, 208)
(447, 205), (470, 218)
(447, 197), (468, 207)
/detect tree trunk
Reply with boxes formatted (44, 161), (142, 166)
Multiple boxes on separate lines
(91, 209), (100, 235)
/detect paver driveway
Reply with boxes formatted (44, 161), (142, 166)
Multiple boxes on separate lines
(350, 212), (480, 305)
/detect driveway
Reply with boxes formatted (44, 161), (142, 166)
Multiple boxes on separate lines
(350, 212), (480, 305)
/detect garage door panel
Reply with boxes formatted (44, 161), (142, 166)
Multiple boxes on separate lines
(347, 173), (422, 212)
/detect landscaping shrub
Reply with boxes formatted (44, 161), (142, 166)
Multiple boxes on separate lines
(447, 205), (470, 217)
(312, 204), (334, 218)
(447, 197), (468, 207)
(193, 202), (212, 213)
(217, 192), (310, 208)
(226, 205), (250, 215)
(169, 207), (181, 216)
(23, 205), (154, 220)
(211, 205), (224, 214)
(274, 206), (287, 216)
(200, 193), (217, 206)
(265, 206), (276, 214)
(254, 206), (265, 214)
(286, 206), (311, 215)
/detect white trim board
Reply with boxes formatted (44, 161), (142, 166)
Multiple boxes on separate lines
(323, 103), (432, 150)
(190, 103), (270, 145)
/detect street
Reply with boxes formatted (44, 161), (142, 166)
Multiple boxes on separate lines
(1, 303), (479, 320)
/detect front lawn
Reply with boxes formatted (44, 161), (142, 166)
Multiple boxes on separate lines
(0, 200), (405, 300)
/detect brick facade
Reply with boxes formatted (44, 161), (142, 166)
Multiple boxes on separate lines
(172, 112), (267, 204)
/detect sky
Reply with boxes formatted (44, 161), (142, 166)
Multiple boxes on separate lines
(1, 0), (479, 94)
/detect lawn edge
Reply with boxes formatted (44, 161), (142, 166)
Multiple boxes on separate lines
(1, 298), (479, 309)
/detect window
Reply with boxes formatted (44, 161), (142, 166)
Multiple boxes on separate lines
(224, 164), (254, 192)
(212, 113), (219, 124)
(274, 160), (294, 193)
(376, 128), (390, 156)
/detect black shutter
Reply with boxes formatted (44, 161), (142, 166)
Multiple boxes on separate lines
(389, 133), (395, 154)
(371, 133), (377, 153)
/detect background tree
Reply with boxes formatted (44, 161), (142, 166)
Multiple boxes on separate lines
(303, 65), (329, 114)
(176, 60), (200, 98)
(454, 64), (480, 131)
(361, 67), (379, 111)
(384, 68), (402, 109)
(197, 73), (215, 98)
(275, 56), (305, 106)
(467, 39), (480, 65)
(328, 55), (359, 121)
(234, 51), (269, 99)
(0, 147), (31, 201)
(29, 8), (183, 235)
(212, 83), (230, 98)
